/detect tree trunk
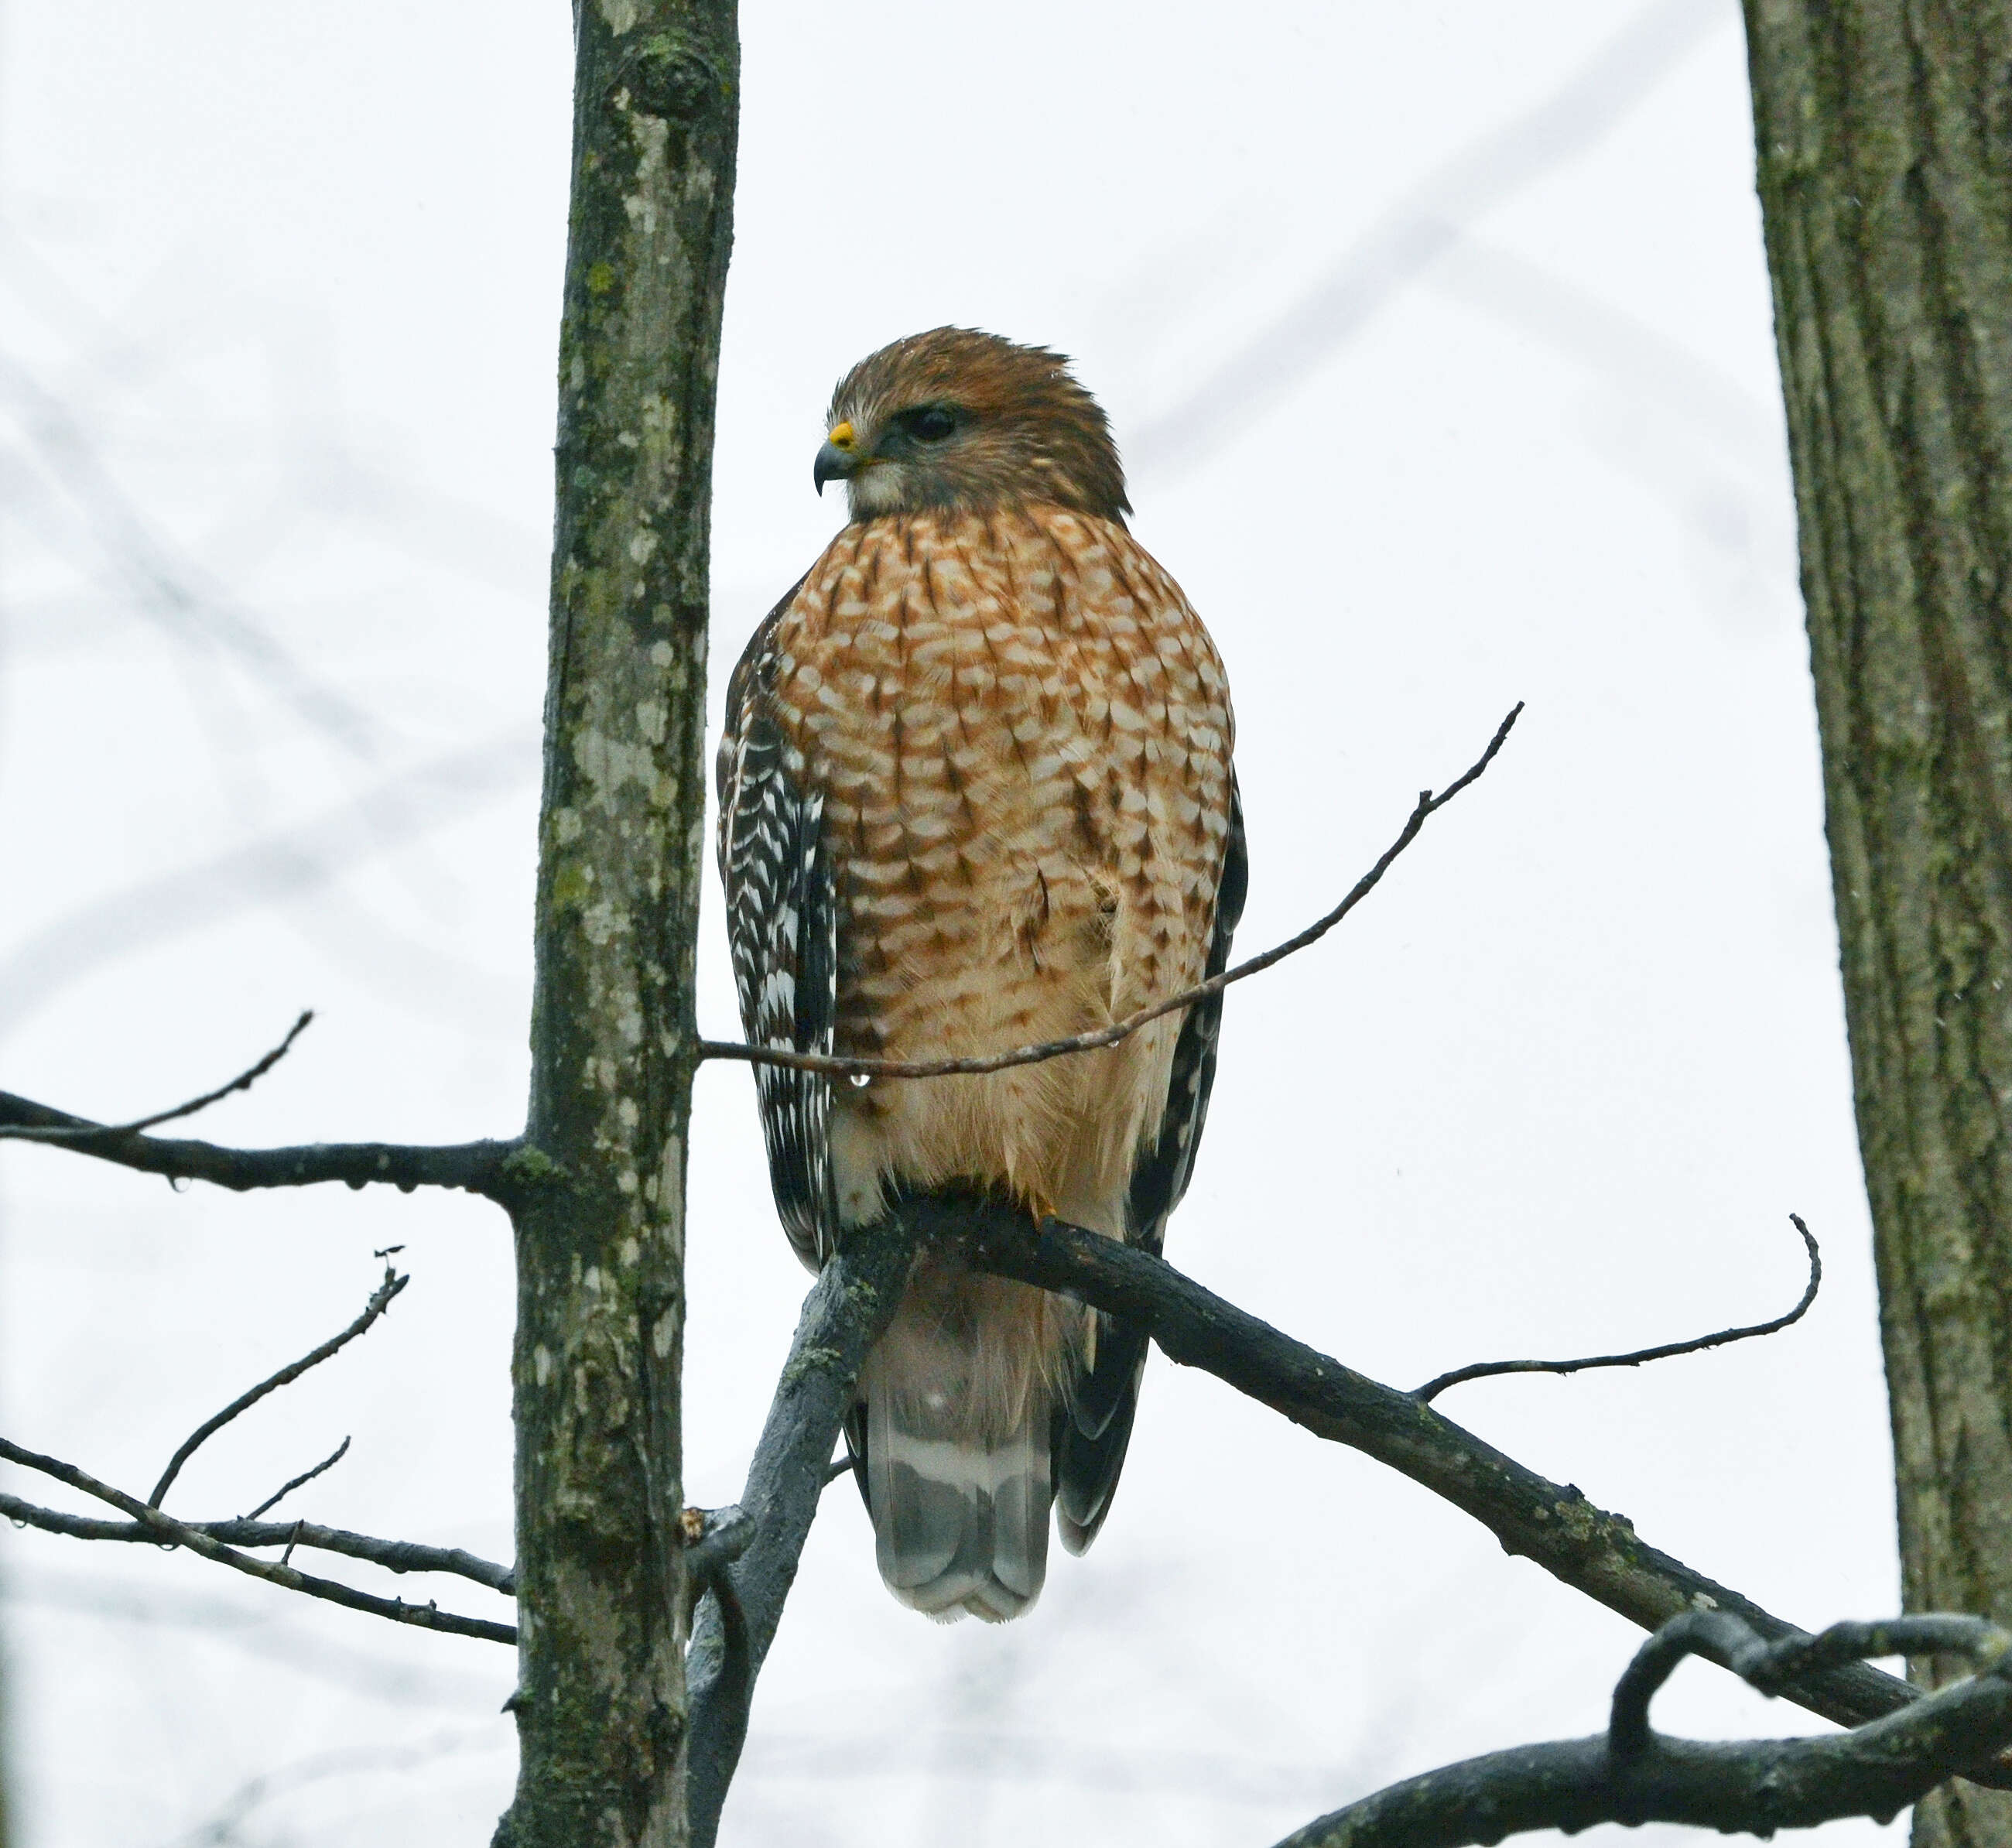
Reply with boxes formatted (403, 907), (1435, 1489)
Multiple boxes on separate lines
(1740, 5), (2012, 1844)
(496, 2), (737, 1843)
(0, 1641), (12, 1848)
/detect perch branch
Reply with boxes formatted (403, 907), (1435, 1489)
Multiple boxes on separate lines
(0, 1437), (513, 1641)
(685, 1215), (917, 1848)
(929, 1200), (1985, 1766)
(0, 1011), (315, 1144)
(151, 1261), (408, 1508)
(0, 1084), (515, 1198)
(699, 703), (1521, 1080)
(1273, 1611), (2012, 1848)
(1414, 1214), (1822, 1401)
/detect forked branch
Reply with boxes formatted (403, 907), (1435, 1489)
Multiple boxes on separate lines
(0, 1491), (515, 1595)
(0, 1256), (515, 1615)
(0, 1436), (513, 1643)
(150, 1259), (409, 1508)
(685, 1195), (1995, 1844)
(932, 1202), (1965, 1754)
(1275, 1612), (2012, 1847)
(686, 1216), (915, 1848)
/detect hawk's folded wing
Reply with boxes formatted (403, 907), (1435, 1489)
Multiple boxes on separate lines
(1055, 775), (1249, 1551)
(716, 594), (840, 1267)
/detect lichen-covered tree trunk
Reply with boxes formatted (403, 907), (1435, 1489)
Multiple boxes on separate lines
(497, 2), (737, 1844)
(0, 1637), (12, 1848)
(1741, 6), (2012, 1844)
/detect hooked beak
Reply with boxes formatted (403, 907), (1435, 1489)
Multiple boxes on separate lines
(814, 419), (863, 495)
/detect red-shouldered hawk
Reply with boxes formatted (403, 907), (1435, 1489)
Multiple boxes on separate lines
(717, 328), (1244, 1622)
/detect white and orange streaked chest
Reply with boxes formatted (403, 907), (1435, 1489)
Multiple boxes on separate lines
(758, 507), (1235, 1066)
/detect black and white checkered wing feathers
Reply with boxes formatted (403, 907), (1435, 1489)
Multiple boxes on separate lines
(1055, 775), (1248, 1552)
(717, 607), (840, 1267)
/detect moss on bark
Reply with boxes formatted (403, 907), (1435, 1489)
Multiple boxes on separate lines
(498, 2), (737, 1843)
(1742, 4), (2012, 1841)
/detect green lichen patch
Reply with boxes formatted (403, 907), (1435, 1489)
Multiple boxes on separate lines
(503, 1144), (571, 1189)
(781, 1346), (843, 1388)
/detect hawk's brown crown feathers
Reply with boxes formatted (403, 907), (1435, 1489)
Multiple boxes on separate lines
(816, 327), (1130, 524)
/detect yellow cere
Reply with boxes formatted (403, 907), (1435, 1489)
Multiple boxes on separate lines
(827, 421), (856, 450)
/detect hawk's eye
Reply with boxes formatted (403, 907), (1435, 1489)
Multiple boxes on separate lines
(903, 406), (958, 443)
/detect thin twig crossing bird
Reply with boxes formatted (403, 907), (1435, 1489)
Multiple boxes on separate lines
(717, 328), (1244, 1620)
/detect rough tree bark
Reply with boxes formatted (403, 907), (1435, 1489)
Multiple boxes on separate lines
(497, 2), (737, 1844)
(1742, 6), (2012, 1845)
(0, 1642), (11, 1848)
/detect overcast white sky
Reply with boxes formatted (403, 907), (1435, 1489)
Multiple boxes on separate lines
(0, 2), (1908, 1844)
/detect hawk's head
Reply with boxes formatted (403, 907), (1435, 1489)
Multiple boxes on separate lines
(816, 328), (1130, 525)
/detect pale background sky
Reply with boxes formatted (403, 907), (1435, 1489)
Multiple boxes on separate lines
(0, 1), (1905, 1843)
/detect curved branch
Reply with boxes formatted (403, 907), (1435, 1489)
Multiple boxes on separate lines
(699, 703), (1521, 1081)
(1415, 1214), (1822, 1401)
(937, 1203), (1964, 1757)
(1274, 1611), (2012, 1848)
(0, 1439), (512, 1641)
(0, 1087), (515, 1198)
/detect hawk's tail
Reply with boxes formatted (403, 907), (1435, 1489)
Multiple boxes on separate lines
(858, 1342), (1052, 1624)
(1053, 1312), (1148, 1554)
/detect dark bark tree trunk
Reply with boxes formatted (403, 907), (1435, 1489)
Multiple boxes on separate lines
(1741, 5), (2012, 1844)
(496, 3), (737, 1844)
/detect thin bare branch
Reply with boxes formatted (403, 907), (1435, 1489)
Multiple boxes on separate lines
(699, 703), (1522, 1081)
(243, 1436), (351, 1521)
(0, 1011), (316, 1145)
(1275, 1610), (2012, 1848)
(0, 1438), (512, 1643)
(1414, 1214), (1822, 1402)
(0, 1490), (515, 1594)
(931, 1199), (1973, 1759)
(150, 1262), (408, 1509)
(0, 1085), (516, 1197)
